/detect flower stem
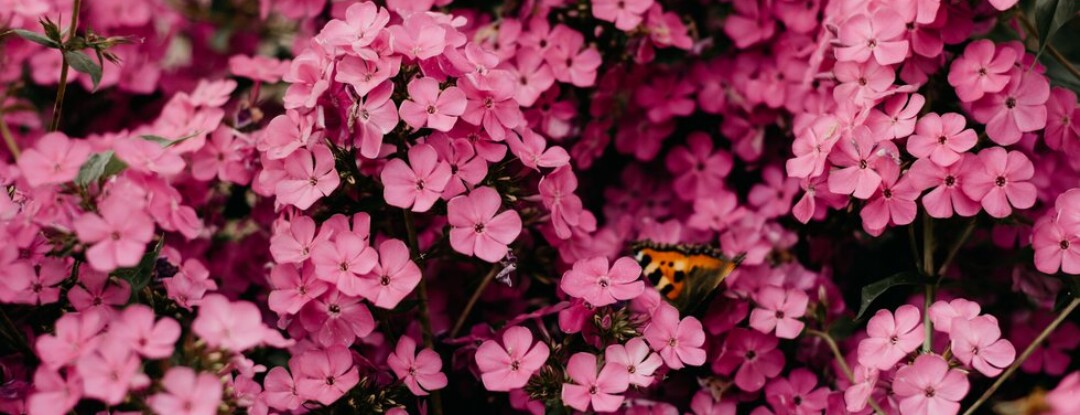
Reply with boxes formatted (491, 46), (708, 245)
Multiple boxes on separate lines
(449, 266), (498, 338)
(921, 215), (935, 353)
(807, 329), (886, 415)
(962, 297), (1080, 415)
(48, 0), (82, 132)
(401, 209), (443, 415)
(0, 115), (19, 158)
(937, 218), (977, 277)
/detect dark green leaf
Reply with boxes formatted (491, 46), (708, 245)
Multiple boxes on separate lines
(141, 135), (171, 145)
(828, 316), (859, 340)
(39, 17), (62, 44)
(1035, 0), (1080, 55)
(64, 50), (102, 91)
(74, 151), (127, 187)
(114, 237), (164, 302)
(12, 29), (58, 48)
(856, 272), (924, 319)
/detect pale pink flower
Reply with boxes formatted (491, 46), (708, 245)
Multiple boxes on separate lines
(295, 346), (359, 405)
(604, 338), (663, 387)
(355, 239), (420, 309)
(643, 303), (707, 369)
(147, 367), (222, 415)
(592, 0), (653, 30)
(950, 315), (1016, 377)
(399, 77), (467, 132)
(835, 9), (910, 65)
(351, 81), (399, 159)
(275, 145), (340, 210)
(389, 13), (447, 60)
(749, 285), (808, 339)
(928, 298), (981, 334)
(906, 112), (978, 167)
(317, 1), (388, 59)
(310, 230), (378, 297)
(36, 312), (105, 370)
(381, 143), (452, 212)
(262, 361), (302, 411)
(17, 132), (90, 187)
(857, 305), (925, 371)
(268, 263), (330, 315)
(73, 195), (155, 272)
(948, 40), (1017, 102)
(972, 71), (1050, 146)
(447, 186), (522, 262)
(960, 147), (1036, 218)
(192, 294), (273, 352)
(475, 326), (551, 391)
(560, 256), (644, 307)
(560, 352), (630, 412)
(27, 367), (82, 415)
(387, 336), (448, 396)
(506, 128), (570, 171)
(76, 339), (147, 405)
(892, 354), (970, 415)
(109, 304), (181, 359)
(269, 215), (326, 264)
(260, 110), (319, 160)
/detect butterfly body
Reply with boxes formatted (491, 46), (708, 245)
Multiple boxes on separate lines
(631, 241), (742, 313)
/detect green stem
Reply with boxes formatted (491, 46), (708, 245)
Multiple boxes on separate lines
(401, 209), (443, 415)
(449, 266), (498, 338)
(962, 298), (1080, 415)
(921, 215), (935, 353)
(937, 218), (977, 277)
(0, 115), (19, 158)
(807, 329), (886, 415)
(48, 0), (82, 132)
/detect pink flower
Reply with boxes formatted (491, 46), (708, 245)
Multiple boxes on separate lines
(260, 110), (319, 160)
(1047, 372), (1080, 415)
(560, 256), (644, 307)
(114, 137), (185, 176)
(948, 40), (1017, 102)
(765, 369), (830, 414)
(1045, 87), (1080, 150)
(666, 132), (733, 201)
(399, 77), (467, 132)
(859, 160), (919, 235)
(604, 338), (663, 387)
(275, 145), (340, 210)
(262, 361), (302, 411)
(381, 143), (452, 212)
(109, 304), (181, 359)
(960, 147), (1036, 218)
(928, 298), (981, 334)
(389, 13), (447, 60)
(355, 239), (420, 309)
(835, 9), (910, 65)
(972, 71), (1050, 146)
(5, 258), (67, 305)
(950, 315), (1016, 377)
(447, 186), (522, 262)
(336, 55), (400, 98)
(318, 1), (388, 59)
(1033, 218), (1080, 274)
(866, 93), (925, 141)
(539, 167), (587, 239)
(907, 156), (981, 219)
(268, 263), (330, 315)
(16, 132), (90, 187)
(76, 339), (147, 405)
(592, 0), (653, 30)
(299, 290), (375, 346)
(906, 113), (977, 167)
(892, 354), (970, 415)
(560, 352), (630, 412)
(475, 326), (550, 391)
(192, 294), (273, 352)
(36, 312), (105, 370)
(506, 128), (570, 171)
(857, 305), (925, 371)
(147, 367), (223, 415)
(643, 303), (707, 369)
(787, 116), (841, 179)
(310, 230), (378, 297)
(749, 285), (808, 339)
(27, 367), (82, 415)
(712, 328), (786, 392)
(269, 215), (326, 264)
(429, 134), (488, 199)
(460, 77), (523, 141)
(295, 346), (360, 405)
(827, 126), (895, 199)
(68, 269), (130, 315)
(228, 55), (288, 83)
(351, 81), (399, 159)
(832, 60), (896, 107)
(73, 195), (155, 272)
(544, 26), (602, 87)
(387, 336), (448, 396)
(282, 48), (332, 109)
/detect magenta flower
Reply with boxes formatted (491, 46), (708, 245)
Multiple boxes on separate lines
(399, 77), (467, 132)
(857, 305), (925, 371)
(1033, 218), (1080, 274)
(604, 338), (663, 387)
(827, 126), (895, 199)
(268, 263), (330, 315)
(834, 9), (910, 65)
(147, 367), (223, 415)
(387, 336), (448, 396)
(972, 71), (1050, 146)
(429, 134), (488, 199)
(73, 195), (155, 272)
(764, 369), (830, 415)
(16, 132), (90, 187)
(506, 128), (570, 171)
(447, 186), (522, 263)
(749, 285), (808, 339)
(907, 156), (981, 219)
(560, 256), (644, 307)
(961, 147), (1036, 218)
(592, 0), (653, 30)
(666, 132), (733, 201)
(833, 60), (895, 107)
(906, 112), (977, 167)
(539, 166), (586, 239)
(381, 143), (452, 212)
(866, 93), (925, 141)
(560, 352), (630, 412)
(713, 328), (786, 392)
(859, 160), (919, 235)
(460, 77), (523, 141)
(192, 294), (273, 352)
(544, 25), (602, 87)
(299, 289), (375, 346)
(295, 346), (360, 405)
(355, 239), (420, 309)
(947, 40), (1017, 102)
(310, 230), (378, 297)
(275, 145), (340, 210)
(1045, 87), (1080, 150)
(109, 304), (181, 359)
(351, 81), (400, 159)
(950, 315), (1016, 377)
(474, 326), (550, 391)
(68, 269), (130, 315)
(643, 303), (707, 369)
(892, 354), (970, 415)
(787, 115), (841, 179)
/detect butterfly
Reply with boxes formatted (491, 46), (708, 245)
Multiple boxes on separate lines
(631, 240), (743, 313)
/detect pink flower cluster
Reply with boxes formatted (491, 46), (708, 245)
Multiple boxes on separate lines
(2, 0), (1080, 414)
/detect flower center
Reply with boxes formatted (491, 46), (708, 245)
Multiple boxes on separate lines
(426, 105), (437, 114)
(329, 304), (341, 314)
(938, 135), (948, 145)
(326, 376), (336, 385)
(598, 277), (610, 288)
(668, 338), (678, 347)
(474, 223), (485, 233)
(745, 350), (757, 360)
(1005, 97), (1017, 109)
(866, 39), (877, 48)
(859, 159), (868, 169)
(995, 176), (1007, 187)
(1061, 240), (1071, 250)
(588, 386), (598, 395)
(924, 387), (935, 398)
(945, 176), (956, 187)
(511, 360), (520, 371)
(380, 276), (391, 286)
(775, 310), (785, 318)
(889, 335), (899, 344)
(628, 365), (636, 374)
(416, 179), (426, 190)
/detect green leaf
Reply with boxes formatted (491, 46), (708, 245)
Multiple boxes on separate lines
(74, 151), (127, 187)
(64, 50), (102, 91)
(855, 271), (924, 319)
(1035, 0), (1080, 55)
(114, 237), (164, 301)
(141, 132), (200, 148)
(12, 29), (58, 48)
(39, 17), (62, 44)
